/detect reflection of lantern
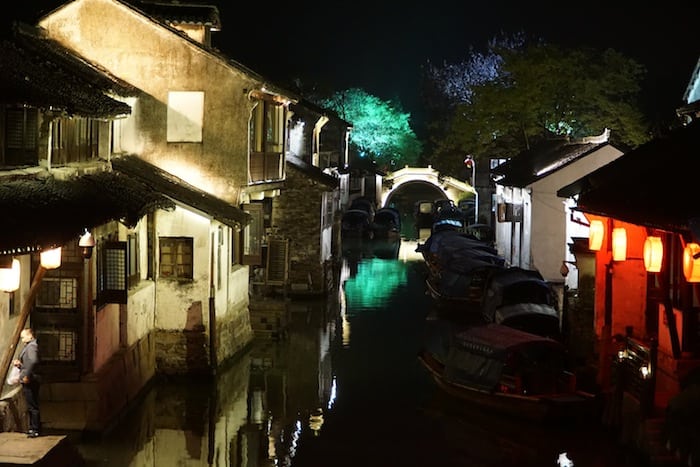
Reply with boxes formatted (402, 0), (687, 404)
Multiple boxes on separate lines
(0, 258), (20, 292)
(643, 236), (663, 272)
(612, 228), (627, 261)
(683, 243), (700, 282)
(589, 220), (604, 251)
(40, 247), (62, 270)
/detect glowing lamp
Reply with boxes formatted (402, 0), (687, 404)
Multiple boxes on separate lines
(612, 228), (627, 261)
(589, 220), (604, 251)
(643, 236), (663, 272)
(0, 258), (20, 292)
(78, 230), (95, 259)
(40, 247), (62, 270)
(683, 243), (700, 282)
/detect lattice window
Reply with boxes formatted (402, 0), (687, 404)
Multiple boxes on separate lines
(97, 241), (127, 305)
(37, 329), (76, 362)
(36, 278), (77, 310)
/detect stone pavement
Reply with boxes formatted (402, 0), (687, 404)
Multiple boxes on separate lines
(0, 432), (84, 466)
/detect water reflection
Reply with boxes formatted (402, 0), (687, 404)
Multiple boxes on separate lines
(74, 237), (632, 467)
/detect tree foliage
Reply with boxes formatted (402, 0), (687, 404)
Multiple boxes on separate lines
(423, 38), (650, 178)
(321, 88), (422, 170)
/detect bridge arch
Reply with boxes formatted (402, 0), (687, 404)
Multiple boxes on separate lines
(380, 166), (476, 208)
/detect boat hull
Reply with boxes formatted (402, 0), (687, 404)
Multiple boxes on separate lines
(418, 350), (597, 423)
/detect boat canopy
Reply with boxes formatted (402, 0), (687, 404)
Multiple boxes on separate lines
(444, 324), (567, 391)
(481, 267), (558, 332)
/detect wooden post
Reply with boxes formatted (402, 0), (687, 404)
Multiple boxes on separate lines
(1, 265), (46, 387)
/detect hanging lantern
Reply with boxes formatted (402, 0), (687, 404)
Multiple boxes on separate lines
(643, 236), (663, 272)
(0, 258), (20, 293)
(78, 230), (95, 259)
(589, 220), (604, 251)
(40, 247), (62, 270)
(683, 243), (700, 282)
(612, 228), (627, 261)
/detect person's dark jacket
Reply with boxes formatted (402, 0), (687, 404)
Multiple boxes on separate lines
(19, 339), (39, 384)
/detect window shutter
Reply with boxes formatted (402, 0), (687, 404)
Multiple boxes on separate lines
(265, 239), (288, 285)
(97, 241), (127, 305)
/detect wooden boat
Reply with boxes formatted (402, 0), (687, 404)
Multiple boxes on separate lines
(418, 323), (598, 422)
(418, 227), (506, 303)
(419, 223), (560, 338)
(341, 209), (373, 239)
(372, 206), (401, 238)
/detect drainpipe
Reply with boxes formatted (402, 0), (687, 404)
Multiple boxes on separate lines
(208, 231), (217, 375)
(1, 265), (47, 388)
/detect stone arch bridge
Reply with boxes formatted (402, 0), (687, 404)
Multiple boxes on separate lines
(380, 166), (476, 209)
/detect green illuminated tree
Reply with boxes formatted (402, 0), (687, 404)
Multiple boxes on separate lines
(322, 88), (422, 170)
(424, 40), (650, 178)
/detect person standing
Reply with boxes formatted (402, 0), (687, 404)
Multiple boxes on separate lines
(14, 328), (41, 437)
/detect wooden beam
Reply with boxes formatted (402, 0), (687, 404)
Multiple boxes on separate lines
(1, 265), (46, 387)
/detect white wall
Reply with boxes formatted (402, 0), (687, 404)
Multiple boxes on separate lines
(155, 206), (211, 330)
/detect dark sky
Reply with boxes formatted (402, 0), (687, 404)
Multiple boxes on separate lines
(212, 3), (699, 126)
(21, 2), (700, 126)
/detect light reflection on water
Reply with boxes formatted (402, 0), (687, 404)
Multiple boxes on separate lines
(74, 237), (631, 467)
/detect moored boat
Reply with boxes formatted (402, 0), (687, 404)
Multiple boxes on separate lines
(418, 221), (560, 338)
(418, 323), (598, 422)
(372, 206), (401, 238)
(341, 209), (373, 239)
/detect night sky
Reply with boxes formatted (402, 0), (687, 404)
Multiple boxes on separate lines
(211, 3), (699, 127)
(20, 2), (700, 127)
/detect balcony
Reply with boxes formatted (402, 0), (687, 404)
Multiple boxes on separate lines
(250, 151), (284, 183)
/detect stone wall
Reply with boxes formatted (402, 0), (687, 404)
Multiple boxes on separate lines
(273, 166), (335, 296)
(0, 332), (158, 433)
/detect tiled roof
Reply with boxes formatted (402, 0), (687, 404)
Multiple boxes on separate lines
(558, 119), (700, 234)
(129, 0), (221, 30)
(0, 23), (135, 119)
(492, 136), (609, 188)
(286, 155), (339, 187)
(111, 155), (252, 229)
(0, 171), (175, 255)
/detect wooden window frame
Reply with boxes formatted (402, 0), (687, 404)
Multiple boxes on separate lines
(241, 203), (264, 265)
(97, 241), (128, 306)
(3, 105), (39, 166)
(159, 237), (194, 281)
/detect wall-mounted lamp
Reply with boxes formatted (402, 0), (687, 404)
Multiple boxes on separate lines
(40, 247), (62, 270)
(683, 242), (700, 282)
(79, 229), (95, 259)
(0, 257), (20, 292)
(589, 220), (604, 251)
(643, 236), (663, 272)
(612, 227), (627, 261)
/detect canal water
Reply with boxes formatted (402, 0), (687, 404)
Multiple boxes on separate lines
(73, 238), (637, 467)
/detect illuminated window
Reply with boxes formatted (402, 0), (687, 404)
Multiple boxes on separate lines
(159, 237), (193, 280)
(167, 91), (204, 142)
(250, 99), (285, 181)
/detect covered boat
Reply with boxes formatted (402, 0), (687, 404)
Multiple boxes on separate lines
(419, 323), (597, 422)
(419, 228), (506, 305)
(372, 206), (401, 238)
(341, 209), (373, 239)
(480, 267), (560, 339)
